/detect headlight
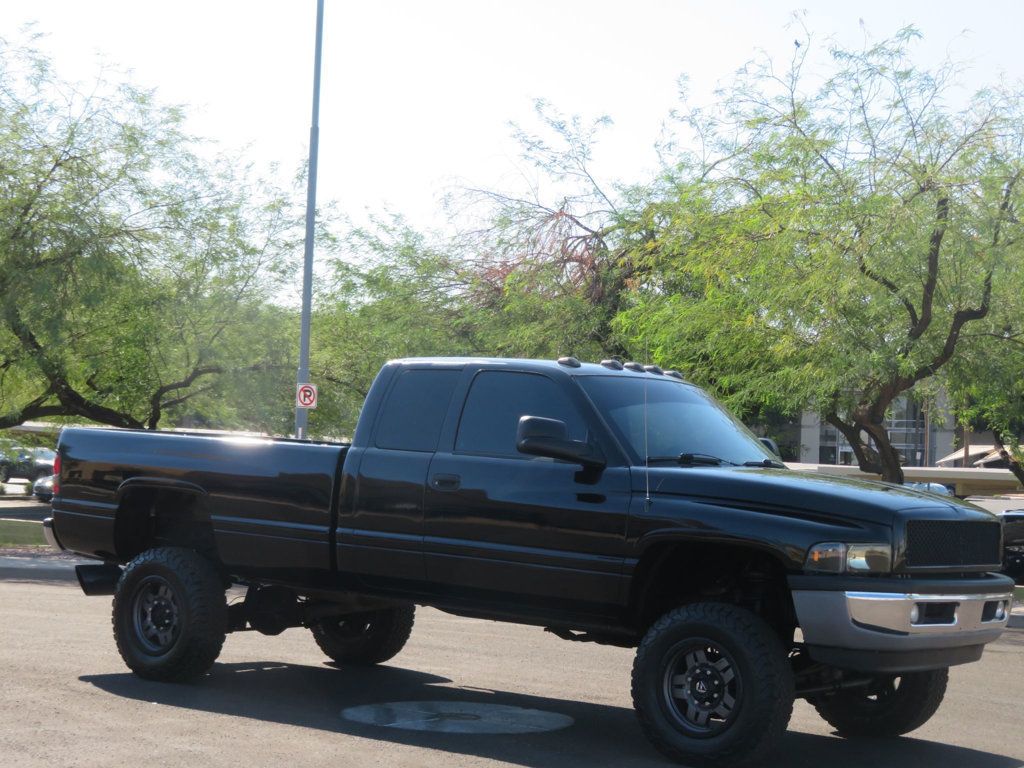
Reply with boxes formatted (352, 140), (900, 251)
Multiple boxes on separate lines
(846, 543), (892, 572)
(805, 542), (891, 574)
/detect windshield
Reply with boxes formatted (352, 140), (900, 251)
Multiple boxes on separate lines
(578, 376), (777, 466)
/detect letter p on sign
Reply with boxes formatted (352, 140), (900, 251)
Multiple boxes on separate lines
(296, 383), (318, 409)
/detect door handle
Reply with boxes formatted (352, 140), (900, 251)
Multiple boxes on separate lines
(431, 473), (461, 491)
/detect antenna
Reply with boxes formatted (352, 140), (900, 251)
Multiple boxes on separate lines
(644, 341), (651, 505)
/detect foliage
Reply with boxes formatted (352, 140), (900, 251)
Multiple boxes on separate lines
(447, 101), (652, 361)
(615, 28), (1024, 482)
(947, 330), (1024, 484)
(308, 216), (480, 436)
(0, 38), (299, 431)
(3, 22), (1024, 483)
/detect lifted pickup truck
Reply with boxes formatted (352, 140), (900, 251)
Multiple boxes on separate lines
(46, 357), (1013, 767)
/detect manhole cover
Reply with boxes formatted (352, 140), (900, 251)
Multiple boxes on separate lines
(341, 701), (574, 734)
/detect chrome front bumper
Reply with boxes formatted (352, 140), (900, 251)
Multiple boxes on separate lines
(793, 588), (1013, 653)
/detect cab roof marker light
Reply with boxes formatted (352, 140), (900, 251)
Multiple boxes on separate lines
(664, 370), (684, 379)
(557, 356), (581, 368)
(600, 359), (624, 370)
(623, 362), (645, 372)
(643, 365), (664, 375)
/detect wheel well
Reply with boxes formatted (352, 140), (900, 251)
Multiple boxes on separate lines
(629, 542), (796, 640)
(114, 488), (218, 563)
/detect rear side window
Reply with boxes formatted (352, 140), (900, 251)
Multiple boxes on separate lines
(374, 369), (460, 452)
(455, 371), (586, 456)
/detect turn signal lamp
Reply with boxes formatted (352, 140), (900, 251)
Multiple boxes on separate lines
(805, 542), (892, 574)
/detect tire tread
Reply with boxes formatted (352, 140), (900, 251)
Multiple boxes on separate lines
(311, 604), (415, 665)
(812, 668), (948, 737)
(631, 602), (794, 767)
(112, 547), (226, 682)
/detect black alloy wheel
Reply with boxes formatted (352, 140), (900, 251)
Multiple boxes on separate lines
(662, 640), (741, 736)
(131, 575), (182, 654)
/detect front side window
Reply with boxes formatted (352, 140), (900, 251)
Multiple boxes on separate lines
(456, 371), (586, 456)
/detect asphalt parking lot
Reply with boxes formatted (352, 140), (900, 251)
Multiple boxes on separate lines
(1, 579), (1023, 768)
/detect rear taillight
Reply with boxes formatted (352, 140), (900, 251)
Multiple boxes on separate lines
(53, 454), (61, 496)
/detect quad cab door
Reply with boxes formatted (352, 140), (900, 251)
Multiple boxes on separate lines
(339, 366), (461, 591)
(423, 368), (631, 615)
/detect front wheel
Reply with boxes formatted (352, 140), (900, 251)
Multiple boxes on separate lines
(310, 604), (415, 665)
(112, 547), (227, 682)
(811, 669), (948, 737)
(632, 603), (794, 767)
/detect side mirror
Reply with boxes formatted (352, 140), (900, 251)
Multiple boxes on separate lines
(516, 416), (605, 469)
(759, 437), (781, 457)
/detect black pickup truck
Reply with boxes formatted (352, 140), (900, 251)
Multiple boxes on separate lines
(45, 357), (1013, 767)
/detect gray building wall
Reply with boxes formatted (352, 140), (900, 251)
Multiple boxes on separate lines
(798, 393), (961, 467)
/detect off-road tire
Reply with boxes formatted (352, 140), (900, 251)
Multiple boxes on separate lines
(811, 668), (948, 737)
(311, 604), (415, 665)
(632, 602), (794, 767)
(112, 547), (227, 682)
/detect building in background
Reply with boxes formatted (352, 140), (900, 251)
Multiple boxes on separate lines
(796, 394), (992, 468)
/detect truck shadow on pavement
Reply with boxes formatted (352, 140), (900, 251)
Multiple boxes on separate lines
(82, 661), (1021, 768)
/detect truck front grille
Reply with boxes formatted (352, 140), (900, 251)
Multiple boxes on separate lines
(904, 520), (1001, 569)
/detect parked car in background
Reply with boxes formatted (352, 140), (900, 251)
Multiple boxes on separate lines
(32, 474), (54, 504)
(904, 481), (953, 496)
(0, 446), (56, 482)
(998, 509), (1024, 583)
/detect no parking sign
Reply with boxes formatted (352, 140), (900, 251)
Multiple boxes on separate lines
(296, 383), (318, 409)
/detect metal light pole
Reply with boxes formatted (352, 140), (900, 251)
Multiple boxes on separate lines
(295, 0), (325, 439)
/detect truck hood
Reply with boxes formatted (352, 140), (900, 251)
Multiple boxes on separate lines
(641, 466), (996, 527)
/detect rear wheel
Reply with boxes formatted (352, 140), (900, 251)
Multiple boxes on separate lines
(310, 604), (415, 665)
(632, 603), (794, 767)
(112, 547), (227, 682)
(811, 669), (948, 737)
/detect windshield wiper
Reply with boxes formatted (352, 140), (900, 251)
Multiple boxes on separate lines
(647, 453), (736, 467)
(742, 458), (787, 469)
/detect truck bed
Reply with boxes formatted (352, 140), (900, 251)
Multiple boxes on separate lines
(54, 427), (349, 585)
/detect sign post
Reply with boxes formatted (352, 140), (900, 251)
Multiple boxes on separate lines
(294, 0), (325, 439)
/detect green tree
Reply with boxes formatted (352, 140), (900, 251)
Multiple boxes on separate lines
(0, 39), (298, 431)
(618, 28), (1024, 483)
(450, 101), (655, 362)
(947, 328), (1024, 486)
(309, 216), (480, 436)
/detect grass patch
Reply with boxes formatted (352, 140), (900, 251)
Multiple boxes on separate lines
(0, 518), (45, 547)
(1015, 586), (1024, 606)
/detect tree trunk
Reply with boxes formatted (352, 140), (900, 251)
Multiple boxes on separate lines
(824, 411), (904, 484)
(993, 428), (1024, 489)
(859, 420), (905, 484)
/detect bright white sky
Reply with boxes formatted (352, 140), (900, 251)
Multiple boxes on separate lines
(3, 1), (1024, 233)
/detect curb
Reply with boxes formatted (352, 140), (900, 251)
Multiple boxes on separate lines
(0, 554), (89, 582)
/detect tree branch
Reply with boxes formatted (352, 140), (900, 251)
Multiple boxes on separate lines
(908, 194), (948, 341)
